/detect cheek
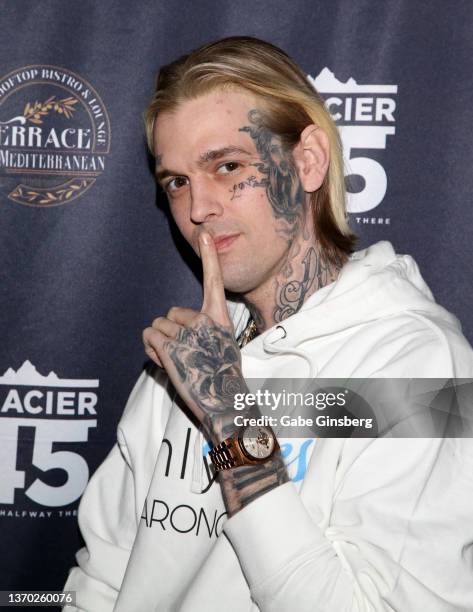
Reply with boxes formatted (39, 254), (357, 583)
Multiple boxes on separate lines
(170, 204), (195, 244)
(252, 192), (276, 223)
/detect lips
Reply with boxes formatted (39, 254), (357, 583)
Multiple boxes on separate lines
(212, 233), (240, 252)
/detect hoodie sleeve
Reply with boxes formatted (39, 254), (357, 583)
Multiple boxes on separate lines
(224, 437), (473, 612)
(63, 438), (137, 612)
(63, 367), (170, 612)
(224, 325), (473, 611)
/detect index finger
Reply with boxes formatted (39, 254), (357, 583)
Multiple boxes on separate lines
(199, 232), (231, 327)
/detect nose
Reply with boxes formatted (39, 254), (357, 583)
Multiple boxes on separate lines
(189, 176), (224, 224)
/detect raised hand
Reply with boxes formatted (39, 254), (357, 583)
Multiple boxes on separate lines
(143, 232), (247, 441)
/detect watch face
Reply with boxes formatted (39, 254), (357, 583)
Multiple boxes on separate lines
(241, 426), (275, 460)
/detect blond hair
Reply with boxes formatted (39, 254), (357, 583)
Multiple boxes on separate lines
(145, 36), (356, 263)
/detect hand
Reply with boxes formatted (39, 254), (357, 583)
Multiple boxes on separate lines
(143, 232), (248, 440)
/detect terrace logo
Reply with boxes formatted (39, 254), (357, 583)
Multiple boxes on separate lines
(0, 65), (110, 207)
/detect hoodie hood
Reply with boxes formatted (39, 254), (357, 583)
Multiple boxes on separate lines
(227, 241), (460, 360)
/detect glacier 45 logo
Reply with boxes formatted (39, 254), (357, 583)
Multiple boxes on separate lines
(0, 361), (98, 508)
(309, 68), (398, 214)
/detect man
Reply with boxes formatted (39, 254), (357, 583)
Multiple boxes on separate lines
(65, 37), (473, 611)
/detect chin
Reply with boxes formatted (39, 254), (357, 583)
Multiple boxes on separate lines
(221, 267), (253, 294)
(220, 249), (278, 295)
(223, 278), (254, 294)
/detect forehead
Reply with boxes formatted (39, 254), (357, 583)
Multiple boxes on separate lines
(153, 88), (261, 161)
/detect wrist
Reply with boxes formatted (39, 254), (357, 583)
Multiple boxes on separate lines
(209, 419), (280, 474)
(218, 452), (289, 516)
(207, 405), (261, 445)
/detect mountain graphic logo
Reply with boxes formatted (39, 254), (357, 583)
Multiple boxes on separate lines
(0, 360), (98, 387)
(308, 68), (397, 95)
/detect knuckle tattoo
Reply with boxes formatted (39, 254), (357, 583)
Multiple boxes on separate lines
(196, 313), (211, 327)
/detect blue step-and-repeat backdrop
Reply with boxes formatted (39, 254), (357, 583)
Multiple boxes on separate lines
(1, 0), (472, 596)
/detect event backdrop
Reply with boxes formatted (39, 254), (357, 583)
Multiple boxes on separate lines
(1, 0), (472, 600)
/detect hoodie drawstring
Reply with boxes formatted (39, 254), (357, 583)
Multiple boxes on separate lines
(190, 428), (205, 494)
(263, 325), (319, 379)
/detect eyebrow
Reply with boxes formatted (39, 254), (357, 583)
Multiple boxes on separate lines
(155, 146), (253, 183)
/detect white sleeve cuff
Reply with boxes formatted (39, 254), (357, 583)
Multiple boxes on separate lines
(223, 481), (329, 588)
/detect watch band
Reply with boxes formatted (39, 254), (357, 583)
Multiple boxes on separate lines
(209, 434), (242, 471)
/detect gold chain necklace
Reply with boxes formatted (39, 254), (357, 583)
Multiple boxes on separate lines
(237, 318), (259, 348)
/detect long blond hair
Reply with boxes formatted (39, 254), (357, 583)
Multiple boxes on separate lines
(145, 36), (356, 263)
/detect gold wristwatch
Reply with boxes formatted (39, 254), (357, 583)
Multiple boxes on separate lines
(209, 425), (279, 471)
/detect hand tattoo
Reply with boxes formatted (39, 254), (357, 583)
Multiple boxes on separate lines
(165, 316), (247, 438)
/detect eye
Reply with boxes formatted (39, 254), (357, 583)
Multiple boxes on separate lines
(165, 176), (188, 193)
(216, 161), (241, 175)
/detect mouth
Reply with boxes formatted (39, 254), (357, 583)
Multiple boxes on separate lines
(212, 233), (241, 253)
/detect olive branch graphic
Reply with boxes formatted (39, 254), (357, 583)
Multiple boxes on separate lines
(23, 96), (78, 124)
(10, 178), (94, 206)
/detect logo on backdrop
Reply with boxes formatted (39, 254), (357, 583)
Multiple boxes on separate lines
(0, 361), (98, 517)
(309, 68), (397, 220)
(0, 65), (110, 207)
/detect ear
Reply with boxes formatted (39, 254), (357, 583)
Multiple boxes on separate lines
(292, 124), (330, 192)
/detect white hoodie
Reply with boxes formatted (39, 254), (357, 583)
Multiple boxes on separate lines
(64, 241), (473, 611)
